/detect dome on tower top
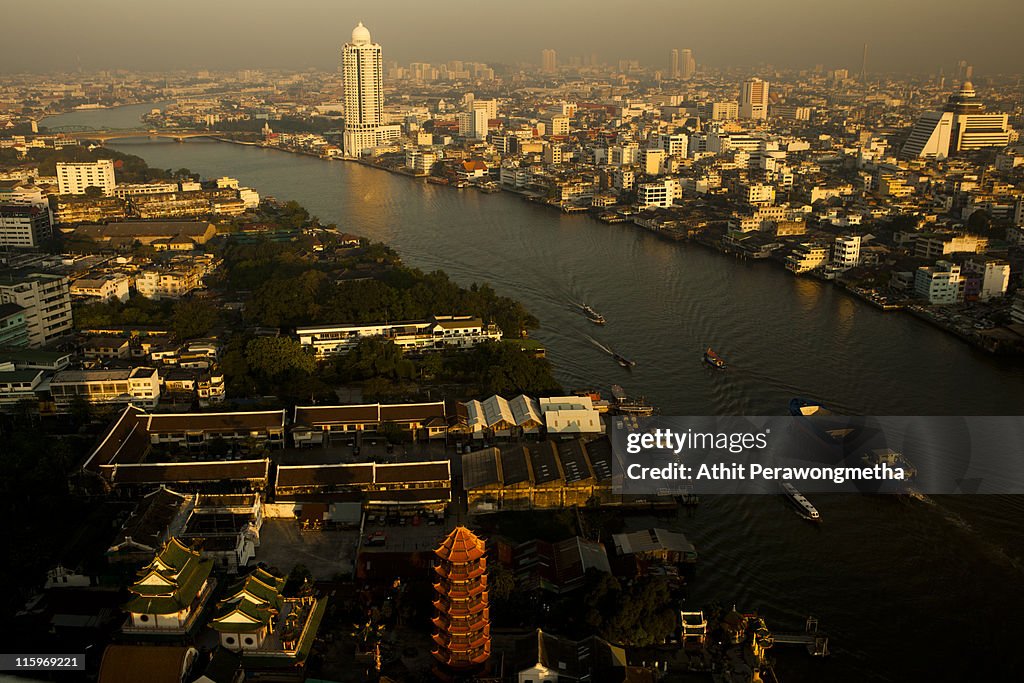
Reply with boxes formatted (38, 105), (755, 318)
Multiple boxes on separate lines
(351, 22), (371, 45)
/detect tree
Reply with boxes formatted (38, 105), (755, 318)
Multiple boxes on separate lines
(245, 336), (316, 381)
(284, 564), (313, 596)
(334, 339), (406, 382)
(378, 421), (411, 445)
(967, 209), (991, 234)
(578, 573), (676, 647)
(468, 342), (562, 395)
(171, 299), (219, 341)
(0, 429), (75, 619)
(489, 564), (516, 602)
(207, 437), (230, 457)
(69, 395), (93, 428)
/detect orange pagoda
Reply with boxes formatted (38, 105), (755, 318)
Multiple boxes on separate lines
(431, 526), (491, 678)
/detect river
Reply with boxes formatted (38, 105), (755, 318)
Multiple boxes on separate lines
(43, 104), (1024, 680)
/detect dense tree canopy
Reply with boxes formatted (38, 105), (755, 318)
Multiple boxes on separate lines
(171, 299), (219, 341)
(72, 295), (173, 330)
(241, 266), (538, 340)
(0, 428), (76, 619)
(245, 336), (316, 381)
(579, 571), (677, 647)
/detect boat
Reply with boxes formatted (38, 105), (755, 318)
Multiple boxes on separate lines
(861, 449), (922, 498)
(789, 398), (833, 417)
(782, 483), (820, 521)
(788, 397), (859, 445)
(703, 347), (726, 369)
(861, 448), (917, 479)
(609, 384), (655, 415)
(579, 303), (607, 325)
(573, 388), (611, 413)
(612, 352), (636, 368)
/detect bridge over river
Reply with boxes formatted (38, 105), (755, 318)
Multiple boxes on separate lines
(45, 125), (225, 143)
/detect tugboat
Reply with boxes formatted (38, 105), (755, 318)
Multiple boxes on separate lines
(782, 482), (820, 521)
(580, 303), (607, 325)
(703, 347), (727, 369)
(861, 448), (922, 499)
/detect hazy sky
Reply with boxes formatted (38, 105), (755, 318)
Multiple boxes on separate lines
(3, 0), (1023, 76)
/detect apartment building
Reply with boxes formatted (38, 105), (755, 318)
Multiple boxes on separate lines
(914, 261), (964, 305)
(0, 204), (53, 248)
(48, 367), (162, 410)
(70, 275), (132, 303)
(914, 234), (988, 259)
(135, 268), (202, 299)
(0, 303), (30, 348)
(832, 235), (862, 271)
(637, 178), (682, 209)
(56, 160), (116, 196)
(0, 271), (73, 347)
(786, 243), (830, 274)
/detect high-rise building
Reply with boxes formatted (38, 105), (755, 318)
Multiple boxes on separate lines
(699, 101), (739, 120)
(458, 108), (490, 140)
(431, 526), (491, 677)
(342, 22), (384, 157)
(542, 49), (557, 74)
(944, 81), (1012, 152)
(900, 111), (954, 159)
(681, 48), (696, 79)
(901, 81), (1012, 158)
(670, 49), (681, 79)
(740, 78), (769, 120)
(56, 160), (116, 196)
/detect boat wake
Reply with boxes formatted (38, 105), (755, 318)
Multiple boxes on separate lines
(917, 497), (1024, 575)
(584, 334), (614, 356)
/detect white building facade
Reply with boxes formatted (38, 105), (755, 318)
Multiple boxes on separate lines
(342, 23), (386, 157)
(56, 160), (116, 196)
(740, 78), (769, 120)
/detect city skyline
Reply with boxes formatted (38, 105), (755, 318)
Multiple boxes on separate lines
(3, 1), (1024, 75)
(4, 4), (1024, 681)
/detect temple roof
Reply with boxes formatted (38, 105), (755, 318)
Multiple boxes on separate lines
(212, 568), (287, 632)
(435, 526), (486, 563)
(125, 538), (212, 615)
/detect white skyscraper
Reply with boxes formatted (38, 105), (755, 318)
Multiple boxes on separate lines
(740, 77), (769, 120)
(342, 22), (384, 157)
